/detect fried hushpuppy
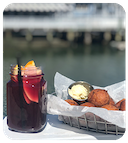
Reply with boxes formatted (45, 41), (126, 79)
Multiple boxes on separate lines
(101, 104), (119, 111)
(88, 89), (110, 107)
(120, 100), (126, 111)
(80, 102), (95, 107)
(65, 99), (78, 106)
(115, 98), (125, 109)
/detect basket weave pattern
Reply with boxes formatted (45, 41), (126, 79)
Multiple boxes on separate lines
(59, 113), (125, 135)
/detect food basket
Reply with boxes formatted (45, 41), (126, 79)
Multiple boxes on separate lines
(58, 114), (125, 135)
(49, 92), (125, 135)
(47, 72), (126, 136)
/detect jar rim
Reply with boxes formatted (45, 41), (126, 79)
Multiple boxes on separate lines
(10, 65), (43, 76)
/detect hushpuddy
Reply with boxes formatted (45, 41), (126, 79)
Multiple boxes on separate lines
(120, 100), (126, 111)
(115, 98), (125, 109)
(101, 104), (119, 111)
(65, 99), (78, 106)
(80, 102), (95, 107)
(88, 89), (110, 107)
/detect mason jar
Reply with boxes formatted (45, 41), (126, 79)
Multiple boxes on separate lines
(7, 65), (47, 132)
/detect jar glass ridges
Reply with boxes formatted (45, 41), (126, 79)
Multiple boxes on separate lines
(7, 64), (47, 132)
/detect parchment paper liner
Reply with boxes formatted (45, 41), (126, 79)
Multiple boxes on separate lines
(47, 72), (125, 131)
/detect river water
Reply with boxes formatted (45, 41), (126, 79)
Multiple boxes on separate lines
(3, 44), (125, 118)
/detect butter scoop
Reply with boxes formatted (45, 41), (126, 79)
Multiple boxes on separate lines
(68, 81), (94, 101)
(68, 84), (88, 100)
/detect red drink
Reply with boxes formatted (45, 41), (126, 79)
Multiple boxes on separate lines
(7, 64), (47, 132)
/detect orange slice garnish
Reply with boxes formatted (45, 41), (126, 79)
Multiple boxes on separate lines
(13, 60), (38, 76)
(14, 65), (18, 69)
(14, 65), (24, 70)
(25, 60), (35, 68)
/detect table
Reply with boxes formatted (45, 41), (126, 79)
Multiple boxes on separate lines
(3, 114), (122, 140)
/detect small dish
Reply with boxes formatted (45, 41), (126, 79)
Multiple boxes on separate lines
(67, 81), (94, 101)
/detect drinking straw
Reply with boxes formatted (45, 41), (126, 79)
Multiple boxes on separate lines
(17, 56), (24, 129)
(17, 56), (21, 80)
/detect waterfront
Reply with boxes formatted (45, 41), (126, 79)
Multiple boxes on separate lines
(3, 44), (125, 118)
(3, 3), (125, 118)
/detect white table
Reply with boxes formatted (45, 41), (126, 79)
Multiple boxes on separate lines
(3, 114), (122, 140)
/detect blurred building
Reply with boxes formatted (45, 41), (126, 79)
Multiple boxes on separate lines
(3, 3), (125, 50)
(4, 3), (73, 16)
(3, 3), (125, 30)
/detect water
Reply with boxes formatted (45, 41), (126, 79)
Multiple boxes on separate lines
(3, 44), (125, 118)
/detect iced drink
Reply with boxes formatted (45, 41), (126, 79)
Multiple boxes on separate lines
(7, 61), (47, 132)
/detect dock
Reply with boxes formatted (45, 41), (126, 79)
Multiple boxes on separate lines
(3, 3), (125, 50)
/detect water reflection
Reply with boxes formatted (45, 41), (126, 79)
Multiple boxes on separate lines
(3, 42), (125, 118)
(3, 43), (125, 89)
